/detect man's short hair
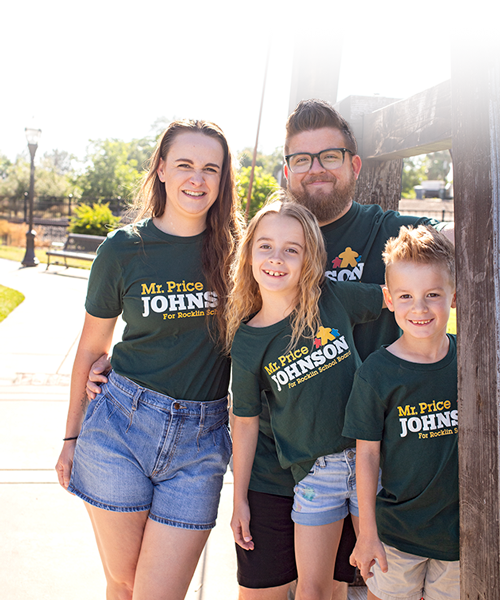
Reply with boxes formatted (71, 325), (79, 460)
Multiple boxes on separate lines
(285, 99), (358, 155)
(383, 225), (455, 287)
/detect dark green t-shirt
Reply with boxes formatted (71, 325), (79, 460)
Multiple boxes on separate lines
(342, 335), (458, 561)
(85, 219), (230, 401)
(232, 280), (382, 483)
(249, 202), (438, 496)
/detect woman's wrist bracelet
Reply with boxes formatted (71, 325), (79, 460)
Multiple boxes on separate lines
(63, 436), (79, 441)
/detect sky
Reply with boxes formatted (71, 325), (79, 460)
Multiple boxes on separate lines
(1, 0), (487, 166)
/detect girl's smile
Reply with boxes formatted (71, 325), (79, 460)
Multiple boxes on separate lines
(251, 213), (305, 302)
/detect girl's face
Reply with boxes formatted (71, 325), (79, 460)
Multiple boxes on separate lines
(251, 213), (305, 300)
(157, 131), (224, 229)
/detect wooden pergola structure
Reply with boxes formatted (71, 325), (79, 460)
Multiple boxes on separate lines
(291, 44), (500, 599)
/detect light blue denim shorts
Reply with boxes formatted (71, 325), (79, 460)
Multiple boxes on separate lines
(292, 449), (358, 526)
(68, 371), (232, 530)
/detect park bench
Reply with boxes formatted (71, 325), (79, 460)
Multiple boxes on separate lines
(46, 233), (105, 269)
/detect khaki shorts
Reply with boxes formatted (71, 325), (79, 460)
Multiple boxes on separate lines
(366, 542), (459, 600)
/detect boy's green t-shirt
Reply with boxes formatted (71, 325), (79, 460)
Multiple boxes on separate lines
(249, 202), (438, 496)
(342, 335), (458, 561)
(85, 219), (230, 401)
(232, 280), (383, 484)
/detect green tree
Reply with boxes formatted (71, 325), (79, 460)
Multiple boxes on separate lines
(425, 150), (452, 181)
(237, 166), (280, 218)
(238, 147), (284, 180)
(0, 154), (12, 179)
(402, 156), (426, 198)
(69, 202), (121, 236)
(78, 138), (155, 201)
(0, 155), (75, 202)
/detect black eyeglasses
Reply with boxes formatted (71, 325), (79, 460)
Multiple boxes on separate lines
(285, 148), (354, 174)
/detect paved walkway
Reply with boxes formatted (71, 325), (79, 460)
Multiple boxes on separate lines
(0, 258), (238, 599)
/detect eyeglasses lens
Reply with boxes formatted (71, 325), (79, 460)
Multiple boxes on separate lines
(289, 149), (345, 173)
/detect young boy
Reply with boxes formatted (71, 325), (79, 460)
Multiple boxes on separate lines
(342, 225), (459, 600)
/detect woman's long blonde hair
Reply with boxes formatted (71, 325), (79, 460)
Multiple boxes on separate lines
(225, 195), (326, 352)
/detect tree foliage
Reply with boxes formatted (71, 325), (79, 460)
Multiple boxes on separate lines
(402, 157), (426, 198)
(238, 146), (284, 180)
(237, 165), (280, 219)
(69, 202), (121, 236)
(0, 154), (75, 202)
(425, 151), (452, 181)
(78, 137), (155, 201)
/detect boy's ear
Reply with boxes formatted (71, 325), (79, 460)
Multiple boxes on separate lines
(383, 286), (394, 313)
(451, 291), (457, 309)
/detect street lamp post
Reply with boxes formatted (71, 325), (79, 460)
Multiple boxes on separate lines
(22, 127), (42, 267)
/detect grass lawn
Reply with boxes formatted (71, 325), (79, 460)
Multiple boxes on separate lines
(0, 245), (92, 270)
(0, 284), (25, 323)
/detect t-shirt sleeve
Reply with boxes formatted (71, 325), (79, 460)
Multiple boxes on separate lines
(342, 366), (385, 441)
(231, 334), (263, 418)
(85, 236), (124, 318)
(329, 280), (383, 326)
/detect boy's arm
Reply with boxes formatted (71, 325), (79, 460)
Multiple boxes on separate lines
(350, 439), (388, 579)
(230, 412), (260, 550)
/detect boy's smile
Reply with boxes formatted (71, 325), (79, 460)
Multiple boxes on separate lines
(383, 262), (456, 343)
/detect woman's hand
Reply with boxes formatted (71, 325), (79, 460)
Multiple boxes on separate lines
(231, 499), (254, 550)
(55, 439), (78, 490)
(86, 353), (112, 400)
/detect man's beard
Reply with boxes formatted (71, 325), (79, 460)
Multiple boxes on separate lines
(288, 170), (357, 224)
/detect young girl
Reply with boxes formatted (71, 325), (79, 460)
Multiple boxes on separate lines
(227, 199), (384, 600)
(55, 119), (242, 600)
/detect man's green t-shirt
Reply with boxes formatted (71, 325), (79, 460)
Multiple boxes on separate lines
(85, 219), (230, 401)
(249, 202), (438, 496)
(342, 336), (458, 561)
(232, 280), (382, 484)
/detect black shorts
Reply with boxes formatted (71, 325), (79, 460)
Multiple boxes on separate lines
(235, 489), (357, 589)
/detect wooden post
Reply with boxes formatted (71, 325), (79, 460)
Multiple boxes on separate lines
(451, 44), (500, 599)
(335, 95), (403, 211)
(288, 29), (344, 114)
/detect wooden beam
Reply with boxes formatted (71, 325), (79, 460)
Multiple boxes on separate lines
(288, 29), (344, 114)
(452, 43), (500, 600)
(336, 95), (403, 211)
(363, 80), (452, 160)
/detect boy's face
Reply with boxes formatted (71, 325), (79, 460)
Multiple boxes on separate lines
(383, 262), (456, 342)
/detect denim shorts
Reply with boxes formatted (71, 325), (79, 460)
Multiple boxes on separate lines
(367, 542), (460, 600)
(68, 371), (232, 530)
(292, 449), (358, 526)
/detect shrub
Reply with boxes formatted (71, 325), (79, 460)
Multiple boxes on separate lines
(70, 203), (120, 236)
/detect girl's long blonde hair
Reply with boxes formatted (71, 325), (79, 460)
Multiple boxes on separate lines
(225, 194), (326, 352)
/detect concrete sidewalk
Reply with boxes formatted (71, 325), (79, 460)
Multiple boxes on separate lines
(0, 258), (238, 599)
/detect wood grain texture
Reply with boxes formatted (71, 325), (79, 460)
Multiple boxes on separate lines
(452, 43), (500, 600)
(288, 29), (344, 114)
(363, 80), (452, 160)
(336, 95), (403, 212)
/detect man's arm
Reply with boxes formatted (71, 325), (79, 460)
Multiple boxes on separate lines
(350, 439), (388, 579)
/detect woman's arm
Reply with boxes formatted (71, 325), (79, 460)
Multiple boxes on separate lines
(350, 439), (388, 579)
(55, 312), (117, 490)
(230, 413), (260, 550)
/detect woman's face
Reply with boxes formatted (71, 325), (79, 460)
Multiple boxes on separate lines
(157, 131), (224, 228)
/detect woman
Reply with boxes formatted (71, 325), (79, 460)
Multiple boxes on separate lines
(55, 119), (242, 600)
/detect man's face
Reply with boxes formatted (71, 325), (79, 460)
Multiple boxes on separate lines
(285, 127), (362, 225)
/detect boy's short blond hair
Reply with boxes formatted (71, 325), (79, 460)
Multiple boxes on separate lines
(383, 225), (455, 287)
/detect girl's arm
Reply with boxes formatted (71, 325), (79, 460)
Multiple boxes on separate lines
(350, 439), (388, 579)
(230, 413), (260, 550)
(55, 312), (118, 490)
